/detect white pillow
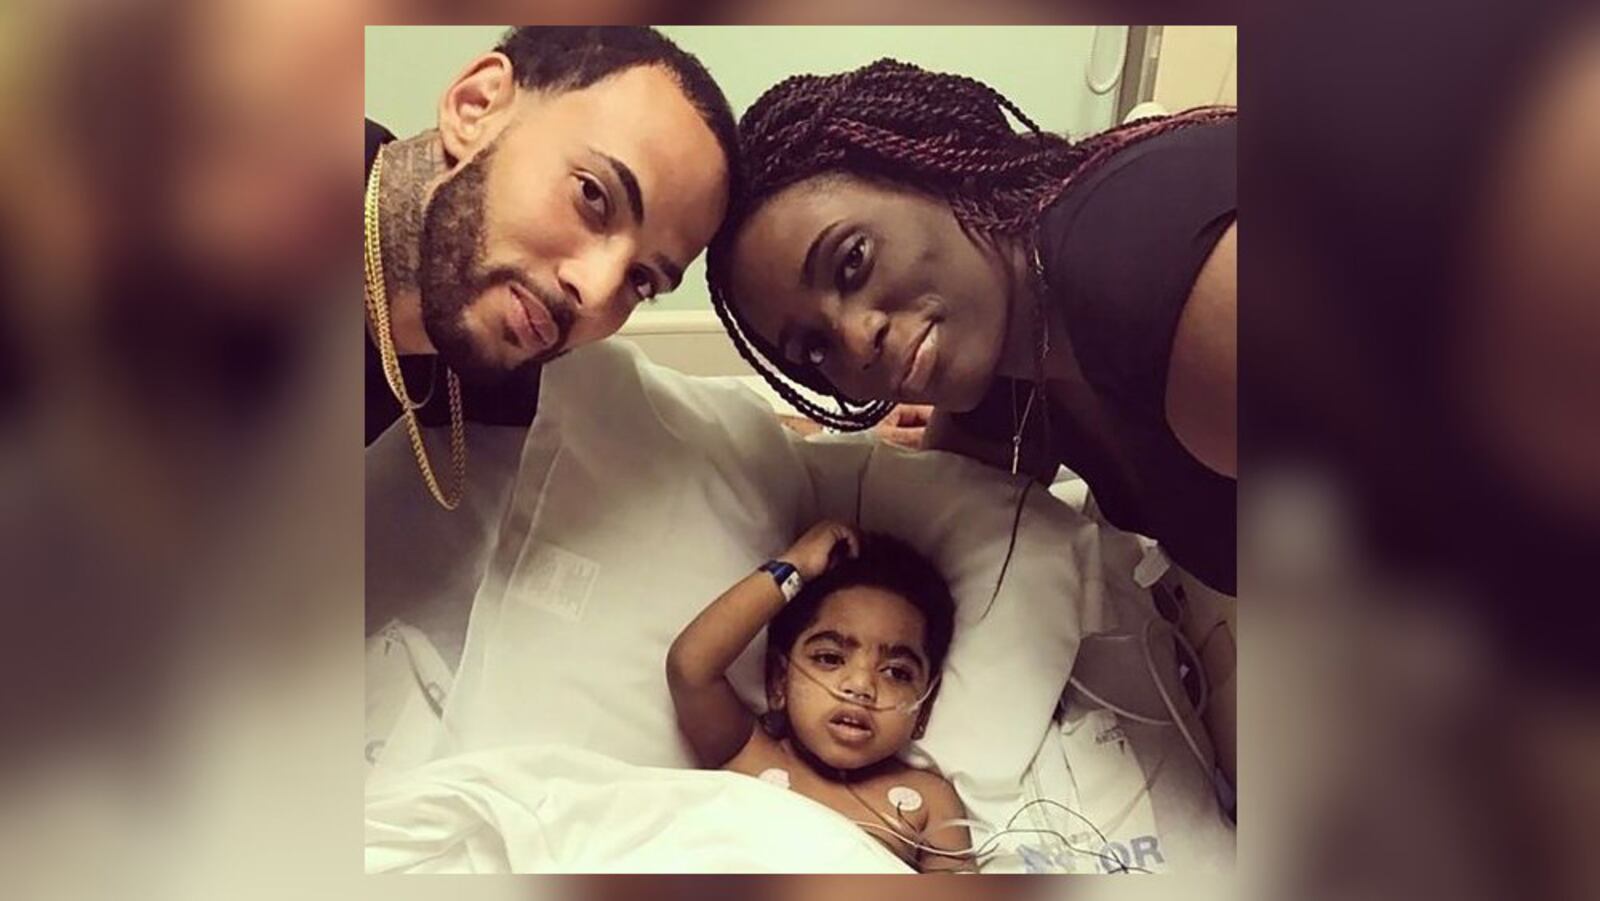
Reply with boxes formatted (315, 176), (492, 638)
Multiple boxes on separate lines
(796, 435), (1105, 805)
(441, 339), (1101, 804)
(441, 340), (813, 767)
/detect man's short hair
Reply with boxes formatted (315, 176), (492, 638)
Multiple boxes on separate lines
(495, 26), (740, 198)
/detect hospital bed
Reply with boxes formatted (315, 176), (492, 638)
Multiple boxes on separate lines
(364, 334), (1235, 874)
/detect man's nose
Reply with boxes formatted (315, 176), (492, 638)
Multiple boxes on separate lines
(558, 241), (632, 312)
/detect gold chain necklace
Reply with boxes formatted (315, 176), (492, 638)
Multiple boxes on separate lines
(363, 146), (466, 510)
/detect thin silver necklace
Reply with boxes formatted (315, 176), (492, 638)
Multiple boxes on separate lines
(1010, 245), (1051, 476)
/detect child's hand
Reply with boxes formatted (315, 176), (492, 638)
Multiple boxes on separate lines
(780, 520), (860, 581)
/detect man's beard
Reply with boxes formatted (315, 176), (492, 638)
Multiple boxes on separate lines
(417, 140), (573, 386)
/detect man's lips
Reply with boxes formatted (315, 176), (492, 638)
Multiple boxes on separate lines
(503, 294), (536, 350)
(507, 281), (559, 349)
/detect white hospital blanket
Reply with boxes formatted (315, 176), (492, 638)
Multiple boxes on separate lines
(365, 745), (913, 873)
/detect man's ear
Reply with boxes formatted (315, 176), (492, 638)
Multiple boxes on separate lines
(437, 52), (519, 166)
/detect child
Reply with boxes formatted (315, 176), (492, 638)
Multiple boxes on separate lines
(667, 520), (972, 871)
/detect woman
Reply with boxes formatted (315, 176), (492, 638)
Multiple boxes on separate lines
(707, 60), (1237, 595)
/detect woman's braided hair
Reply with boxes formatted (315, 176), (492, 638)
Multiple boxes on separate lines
(706, 58), (1235, 430)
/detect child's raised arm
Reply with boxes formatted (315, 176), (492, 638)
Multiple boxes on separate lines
(666, 520), (859, 767)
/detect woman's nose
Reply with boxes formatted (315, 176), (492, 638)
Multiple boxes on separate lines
(837, 306), (890, 370)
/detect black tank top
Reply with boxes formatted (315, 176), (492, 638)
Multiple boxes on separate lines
(956, 119), (1237, 594)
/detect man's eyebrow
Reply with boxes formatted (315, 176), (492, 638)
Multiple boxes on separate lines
(801, 220), (841, 289)
(882, 643), (928, 671)
(595, 149), (644, 224)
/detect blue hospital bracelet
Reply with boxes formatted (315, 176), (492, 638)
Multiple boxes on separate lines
(759, 560), (804, 602)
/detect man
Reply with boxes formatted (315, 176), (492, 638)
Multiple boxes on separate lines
(364, 26), (738, 508)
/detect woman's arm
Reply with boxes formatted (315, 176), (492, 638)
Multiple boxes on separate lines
(666, 520), (860, 768)
(873, 403), (934, 449)
(1174, 572), (1237, 786)
(1165, 222), (1238, 478)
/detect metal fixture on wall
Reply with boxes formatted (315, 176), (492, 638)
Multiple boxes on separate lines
(1115, 26), (1164, 122)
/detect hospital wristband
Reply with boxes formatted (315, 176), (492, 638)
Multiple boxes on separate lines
(759, 560), (804, 603)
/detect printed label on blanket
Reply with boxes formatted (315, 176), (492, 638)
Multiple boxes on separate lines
(509, 540), (600, 622)
(1018, 834), (1165, 873)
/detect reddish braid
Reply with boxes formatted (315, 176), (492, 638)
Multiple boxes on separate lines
(707, 58), (1236, 430)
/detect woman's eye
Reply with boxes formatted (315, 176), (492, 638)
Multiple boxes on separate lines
(795, 334), (827, 369)
(812, 652), (844, 667)
(578, 175), (608, 219)
(837, 235), (868, 289)
(886, 666), (914, 683)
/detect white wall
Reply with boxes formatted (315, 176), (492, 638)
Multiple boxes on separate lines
(1152, 26), (1238, 111)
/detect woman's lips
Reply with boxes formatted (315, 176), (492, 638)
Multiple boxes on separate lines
(899, 322), (939, 398)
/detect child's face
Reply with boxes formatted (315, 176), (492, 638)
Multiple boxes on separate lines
(772, 586), (937, 771)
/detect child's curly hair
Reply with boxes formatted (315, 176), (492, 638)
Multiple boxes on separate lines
(762, 532), (954, 739)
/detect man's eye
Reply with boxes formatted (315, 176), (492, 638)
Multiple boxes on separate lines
(578, 175), (609, 219)
(812, 652), (844, 667)
(629, 266), (657, 302)
(885, 666), (914, 683)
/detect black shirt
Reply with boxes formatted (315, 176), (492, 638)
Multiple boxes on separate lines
(955, 119), (1238, 594)
(363, 120), (541, 445)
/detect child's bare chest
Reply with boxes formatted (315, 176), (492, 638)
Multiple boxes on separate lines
(729, 743), (930, 862)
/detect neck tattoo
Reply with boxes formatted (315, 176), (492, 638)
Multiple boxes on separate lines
(376, 131), (447, 299)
